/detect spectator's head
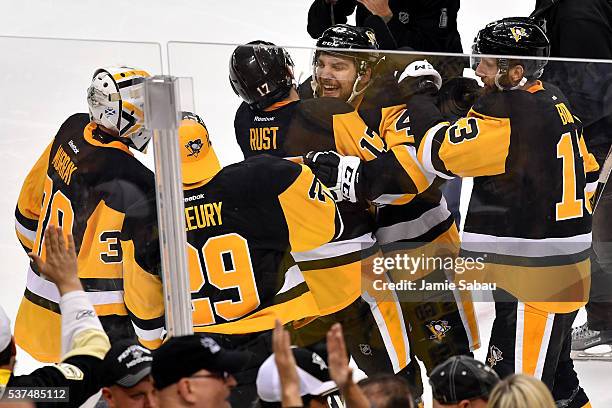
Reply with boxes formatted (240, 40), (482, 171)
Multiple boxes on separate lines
(358, 374), (414, 408)
(87, 66), (151, 151)
(229, 41), (296, 111)
(429, 355), (499, 408)
(101, 339), (157, 408)
(313, 24), (382, 103)
(0, 305), (16, 371)
(152, 335), (248, 408)
(256, 347), (343, 407)
(179, 112), (221, 185)
(487, 374), (556, 408)
(471, 17), (549, 91)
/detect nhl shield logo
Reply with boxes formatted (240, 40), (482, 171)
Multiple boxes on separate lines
(488, 345), (503, 367)
(359, 343), (372, 356)
(427, 320), (451, 340)
(510, 26), (528, 42)
(399, 11), (410, 24)
(186, 139), (204, 157)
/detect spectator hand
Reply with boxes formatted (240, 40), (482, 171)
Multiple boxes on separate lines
(356, 0), (392, 20)
(29, 225), (81, 295)
(272, 320), (303, 407)
(326, 323), (353, 391)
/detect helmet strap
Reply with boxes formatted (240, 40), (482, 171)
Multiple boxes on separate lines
(347, 74), (371, 104)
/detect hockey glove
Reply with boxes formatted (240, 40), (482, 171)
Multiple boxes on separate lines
(304, 151), (362, 203)
(437, 77), (482, 120)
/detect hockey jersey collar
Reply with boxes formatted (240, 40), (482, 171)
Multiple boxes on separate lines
(83, 122), (133, 155)
(526, 80), (545, 94)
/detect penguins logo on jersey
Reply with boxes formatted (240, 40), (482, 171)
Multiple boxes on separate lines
(427, 320), (451, 340)
(185, 139), (203, 157)
(488, 345), (503, 367)
(510, 26), (528, 42)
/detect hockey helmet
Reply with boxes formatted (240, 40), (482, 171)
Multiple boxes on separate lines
(315, 24), (381, 71)
(87, 66), (151, 151)
(229, 41), (295, 111)
(471, 17), (550, 83)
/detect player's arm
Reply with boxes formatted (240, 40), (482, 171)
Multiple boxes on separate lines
(268, 159), (342, 253)
(120, 194), (165, 350)
(409, 94), (511, 179)
(578, 129), (601, 213)
(10, 226), (111, 405)
(15, 141), (53, 252)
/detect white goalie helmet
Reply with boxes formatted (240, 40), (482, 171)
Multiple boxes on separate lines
(398, 59), (442, 90)
(87, 66), (151, 151)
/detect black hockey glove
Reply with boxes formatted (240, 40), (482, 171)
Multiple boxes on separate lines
(303, 151), (362, 203)
(437, 77), (482, 120)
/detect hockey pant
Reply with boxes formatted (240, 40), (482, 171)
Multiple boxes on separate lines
(487, 297), (590, 408)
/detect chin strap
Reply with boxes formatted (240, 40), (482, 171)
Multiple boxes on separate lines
(494, 69), (528, 91)
(347, 74), (371, 104)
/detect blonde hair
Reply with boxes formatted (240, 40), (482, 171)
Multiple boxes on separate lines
(488, 374), (555, 408)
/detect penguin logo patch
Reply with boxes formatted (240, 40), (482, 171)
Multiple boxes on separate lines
(510, 26), (528, 42)
(185, 139), (203, 157)
(488, 345), (503, 367)
(427, 320), (451, 340)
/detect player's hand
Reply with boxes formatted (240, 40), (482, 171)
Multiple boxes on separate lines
(326, 323), (353, 391)
(304, 151), (363, 203)
(357, 0), (392, 19)
(437, 77), (482, 120)
(28, 225), (82, 295)
(272, 320), (303, 407)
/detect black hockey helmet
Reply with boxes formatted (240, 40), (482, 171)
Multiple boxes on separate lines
(229, 40), (295, 110)
(315, 24), (381, 74)
(471, 17), (550, 80)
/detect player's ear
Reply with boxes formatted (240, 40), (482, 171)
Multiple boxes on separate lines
(509, 63), (525, 85)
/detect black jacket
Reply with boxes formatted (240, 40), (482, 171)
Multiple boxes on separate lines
(307, 0), (462, 52)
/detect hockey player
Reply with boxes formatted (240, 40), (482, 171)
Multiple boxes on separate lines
(305, 25), (480, 376)
(231, 41), (414, 384)
(123, 112), (344, 405)
(394, 17), (597, 408)
(13, 66), (164, 362)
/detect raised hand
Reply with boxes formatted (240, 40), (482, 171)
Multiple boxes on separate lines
(28, 225), (82, 295)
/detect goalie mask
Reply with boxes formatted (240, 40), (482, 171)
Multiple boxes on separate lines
(87, 66), (151, 151)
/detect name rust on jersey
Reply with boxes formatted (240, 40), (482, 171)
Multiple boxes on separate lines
(250, 126), (279, 151)
(51, 145), (77, 185)
(184, 201), (223, 231)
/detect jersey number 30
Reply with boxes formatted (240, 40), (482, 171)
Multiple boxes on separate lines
(187, 233), (260, 326)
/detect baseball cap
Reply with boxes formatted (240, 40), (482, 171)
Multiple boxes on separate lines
(179, 112), (221, 184)
(429, 355), (500, 404)
(256, 347), (338, 402)
(151, 335), (250, 390)
(102, 339), (153, 388)
(0, 305), (11, 352)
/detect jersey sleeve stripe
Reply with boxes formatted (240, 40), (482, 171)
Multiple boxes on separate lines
(15, 207), (39, 232)
(419, 122), (455, 180)
(375, 197), (452, 245)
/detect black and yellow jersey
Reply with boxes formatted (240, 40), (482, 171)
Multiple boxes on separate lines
(237, 98), (413, 372)
(13, 113), (163, 362)
(125, 155), (342, 334)
(410, 81), (599, 313)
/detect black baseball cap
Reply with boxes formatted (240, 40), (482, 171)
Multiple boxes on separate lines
(429, 355), (500, 404)
(151, 334), (250, 390)
(256, 347), (338, 402)
(102, 339), (153, 388)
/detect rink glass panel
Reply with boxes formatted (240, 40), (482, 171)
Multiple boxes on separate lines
(167, 42), (612, 309)
(0, 36), (162, 373)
